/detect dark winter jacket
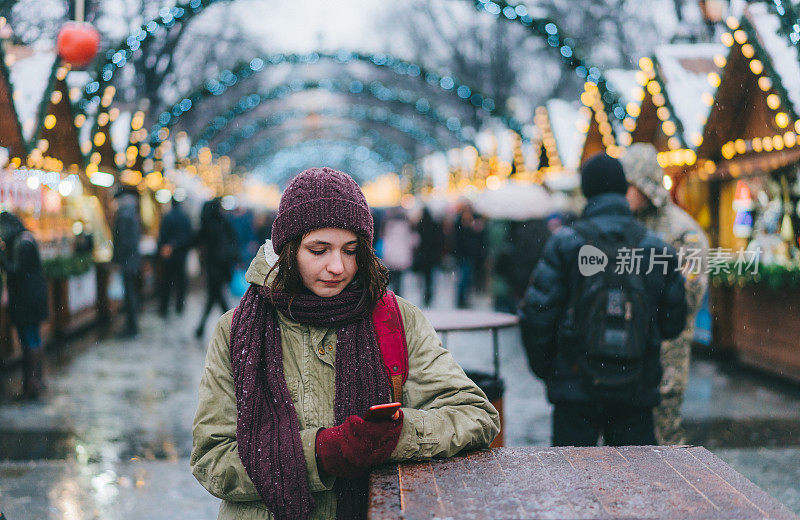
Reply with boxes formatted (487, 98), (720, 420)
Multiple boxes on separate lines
(158, 203), (194, 264)
(112, 194), (142, 275)
(413, 209), (444, 271)
(0, 214), (48, 328)
(518, 193), (687, 407)
(195, 199), (238, 281)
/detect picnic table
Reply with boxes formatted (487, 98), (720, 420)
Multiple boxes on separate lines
(368, 446), (798, 519)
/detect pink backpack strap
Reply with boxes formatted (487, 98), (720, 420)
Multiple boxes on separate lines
(372, 290), (409, 404)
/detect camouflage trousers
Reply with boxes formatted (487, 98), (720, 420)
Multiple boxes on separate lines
(655, 328), (693, 445)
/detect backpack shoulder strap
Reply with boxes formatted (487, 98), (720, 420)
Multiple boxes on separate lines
(372, 289), (409, 404)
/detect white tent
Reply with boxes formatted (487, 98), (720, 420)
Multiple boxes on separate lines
(474, 181), (553, 220)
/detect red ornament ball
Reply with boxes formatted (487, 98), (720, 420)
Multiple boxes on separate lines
(57, 22), (100, 68)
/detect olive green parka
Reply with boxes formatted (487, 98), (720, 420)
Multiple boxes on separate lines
(191, 242), (500, 519)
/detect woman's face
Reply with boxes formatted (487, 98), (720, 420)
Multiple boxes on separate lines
(297, 228), (359, 297)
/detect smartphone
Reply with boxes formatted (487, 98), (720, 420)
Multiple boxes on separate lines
(363, 402), (402, 421)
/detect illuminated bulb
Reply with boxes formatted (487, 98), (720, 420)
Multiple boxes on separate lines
(44, 114), (56, 129)
(639, 57), (653, 71)
(721, 142), (735, 159)
(93, 132), (106, 147)
(663, 175), (673, 191)
(98, 112), (110, 126)
(795, 120), (800, 133)
(50, 90), (62, 104)
(767, 94), (781, 110)
(668, 137), (680, 150)
(646, 81), (661, 95)
(726, 16), (739, 30)
(775, 112), (789, 128)
(707, 72), (721, 87)
(785, 132), (797, 148)
(657, 107), (670, 121)
(662, 120), (677, 136)
(692, 134), (703, 147)
(741, 44), (754, 58)
(656, 153), (669, 168)
(635, 71), (649, 86)
(733, 29), (747, 44)
(684, 149), (697, 165)
(713, 54), (727, 68)
(758, 76), (773, 91)
(762, 136), (773, 152)
(773, 135), (784, 150)
(721, 32), (734, 47)
(623, 118), (636, 131)
(749, 60), (763, 75)
(653, 93), (666, 107)
(626, 103), (640, 117)
(702, 92), (715, 107)
(734, 139), (747, 154)
(752, 138), (763, 153)
(634, 88), (645, 102)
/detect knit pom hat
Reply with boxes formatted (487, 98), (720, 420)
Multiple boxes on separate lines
(580, 152), (628, 199)
(271, 167), (373, 253)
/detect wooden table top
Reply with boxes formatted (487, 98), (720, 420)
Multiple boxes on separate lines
(368, 446), (798, 520)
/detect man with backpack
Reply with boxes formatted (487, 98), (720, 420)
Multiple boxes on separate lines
(518, 153), (687, 446)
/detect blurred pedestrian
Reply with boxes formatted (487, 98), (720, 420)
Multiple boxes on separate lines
(191, 167), (499, 519)
(194, 198), (238, 339)
(622, 143), (709, 445)
(453, 202), (485, 308)
(379, 207), (417, 296)
(112, 188), (142, 339)
(157, 196), (194, 317)
(0, 211), (49, 400)
(412, 206), (444, 307)
(518, 153), (687, 446)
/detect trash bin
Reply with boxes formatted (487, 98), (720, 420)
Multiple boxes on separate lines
(465, 371), (505, 448)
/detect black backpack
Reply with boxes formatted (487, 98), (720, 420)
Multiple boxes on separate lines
(562, 220), (651, 399)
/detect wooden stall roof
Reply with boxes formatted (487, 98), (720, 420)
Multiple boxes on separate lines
(34, 64), (86, 170)
(368, 446), (799, 520)
(631, 43), (722, 152)
(694, 3), (800, 178)
(0, 44), (27, 158)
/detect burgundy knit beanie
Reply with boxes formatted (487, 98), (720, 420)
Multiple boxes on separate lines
(271, 167), (374, 253)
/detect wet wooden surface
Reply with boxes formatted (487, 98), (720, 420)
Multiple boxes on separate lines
(367, 446), (799, 519)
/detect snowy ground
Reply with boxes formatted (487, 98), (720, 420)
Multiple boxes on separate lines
(1, 270), (799, 519)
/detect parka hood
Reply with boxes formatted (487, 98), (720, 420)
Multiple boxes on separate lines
(244, 240), (279, 287)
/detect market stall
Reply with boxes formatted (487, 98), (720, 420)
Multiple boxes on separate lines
(682, 4), (800, 376)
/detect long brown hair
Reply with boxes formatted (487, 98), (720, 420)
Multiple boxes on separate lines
(267, 232), (389, 309)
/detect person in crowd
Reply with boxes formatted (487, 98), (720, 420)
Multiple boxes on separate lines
(412, 206), (444, 307)
(191, 167), (499, 520)
(518, 153), (687, 447)
(157, 196), (194, 317)
(194, 198), (239, 339)
(453, 201), (486, 308)
(621, 143), (709, 445)
(112, 187), (142, 339)
(379, 206), (417, 296)
(0, 211), (49, 400)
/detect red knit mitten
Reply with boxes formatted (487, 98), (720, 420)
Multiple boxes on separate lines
(315, 410), (404, 479)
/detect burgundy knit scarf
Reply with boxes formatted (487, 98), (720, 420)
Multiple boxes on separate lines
(229, 283), (390, 520)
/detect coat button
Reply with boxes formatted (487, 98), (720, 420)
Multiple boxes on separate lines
(318, 347), (325, 355)
(327, 344), (333, 351)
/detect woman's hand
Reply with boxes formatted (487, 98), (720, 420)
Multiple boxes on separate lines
(314, 411), (403, 479)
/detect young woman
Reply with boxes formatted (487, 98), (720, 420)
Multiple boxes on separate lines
(191, 167), (499, 520)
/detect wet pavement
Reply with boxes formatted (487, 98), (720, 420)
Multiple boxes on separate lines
(1, 270), (799, 518)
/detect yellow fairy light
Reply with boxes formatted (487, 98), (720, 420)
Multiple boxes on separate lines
(662, 120), (677, 136)
(734, 139), (747, 154)
(635, 71), (649, 86)
(653, 93), (666, 107)
(663, 175), (674, 191)
(580, 91), (595, 107)
(713, 54), (727, 68)
(762, 136), (773, 152)
(670, 150), (684, 166)
(775, 112), (789, 128)
(721, 32), (734, 47)
(707, 72), (721, 88)
(90, 152), (101, 164)
(752, 138), (763, 153)
(634, 88), (645, 102)
(93, 132), (106, 147)
(620, 133), (633, 146)
(44, 114), (57, 129)
(37, 139), (49, 152)
(758, 76), (773, 91)
(639, 57), (653, 71)
(668, 137), (680, 150)
(795, 120), (800, 133)
(98, 112), (110, 127)
(646, 81), (661, 95)
(785, 131), (797, 148)
(56, 66), (69, 81)
(733, 29), (747, 44)
(773, 134), (784, 150)
(146, 171), (163, 190)
(623, 118), (636, 132)
(657, 106), (670, 121)
(74, 114), (86, 128)
(767, 94), (781, 110)
(656, 152), (669, 168)
(691, 134), (703, 147)
(131, 112), (145, 131)
(104, 86), (116, 98)
(684, 149), (697, 165)
(50, 90), (63, 104)
(704, 160), (717, 174)
(139, 143), (151, 157)
(81, 141), (92, 154)
(726, 16), (739, 30)
(749, 59), (763, 75)
(602, 134), (615, 147)
(626, 102), (640, 117)
(702, 92), (715, 107)
(722, 142), (736, 159)
(741, 44), (754, 58)
(86, 163), (98, 175)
